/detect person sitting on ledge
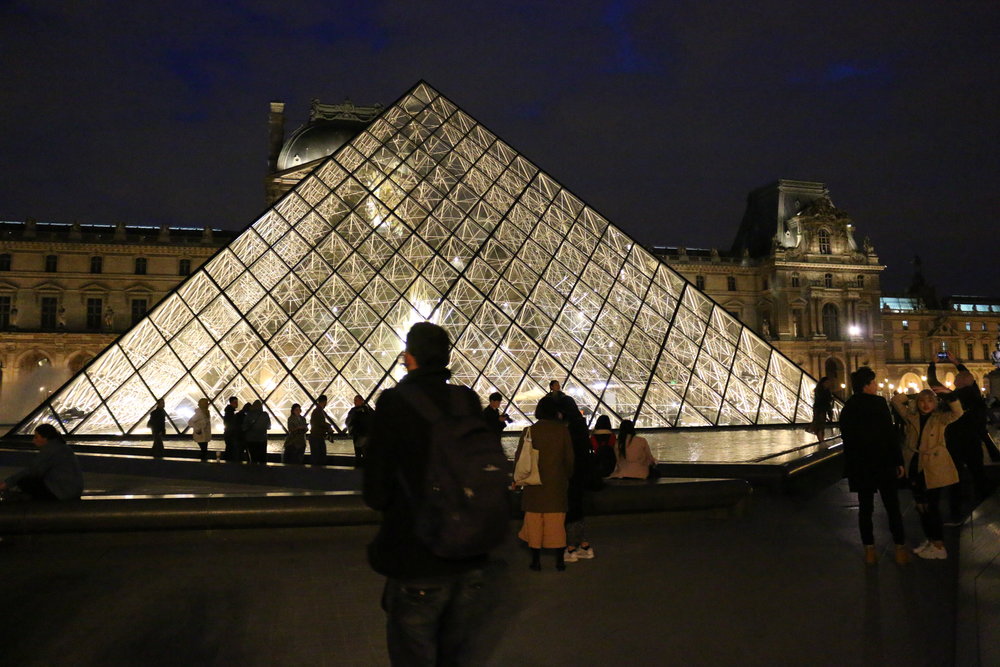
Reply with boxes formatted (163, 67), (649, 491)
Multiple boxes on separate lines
(0, 424), (83, 501)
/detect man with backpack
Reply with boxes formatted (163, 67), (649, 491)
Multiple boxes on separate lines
(363, 322), (509, 665)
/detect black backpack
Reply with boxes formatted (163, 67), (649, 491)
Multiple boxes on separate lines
(397, 384), (511, 559)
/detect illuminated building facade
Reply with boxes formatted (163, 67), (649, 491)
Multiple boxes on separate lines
(0, 222), (235, 423)
(653, 180), (887, 396)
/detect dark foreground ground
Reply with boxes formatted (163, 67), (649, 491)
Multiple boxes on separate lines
(0, 477), (962, 666)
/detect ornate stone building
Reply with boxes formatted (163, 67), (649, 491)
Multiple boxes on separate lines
(265, 98), (384, 204)
(652, 180), (887, 394)
(0, 220), (235, 422)
(881, 294), (1000, 397)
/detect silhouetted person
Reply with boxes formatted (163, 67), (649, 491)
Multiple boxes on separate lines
(309, 395), (334, 466)
(515, 394), (574, 571)
(223, 396), (241, 462)
(482, 391), (512, 434)
(242, 400), (270, 465)
(148, 398), (166, 458)
(841, 367), (907, 565)
(364, 322), (501, 664)
(283, 403), (307, 464)
(345, 394), (373, 466)
(0, 424), (83, 501)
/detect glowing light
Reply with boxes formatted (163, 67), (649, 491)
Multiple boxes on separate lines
(848, 325), (861, 336)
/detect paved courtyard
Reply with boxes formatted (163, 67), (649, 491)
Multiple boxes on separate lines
(0, 475), (961, 666)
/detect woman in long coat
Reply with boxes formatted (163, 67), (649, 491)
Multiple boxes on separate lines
(514, 395), (574, 571)
(891, 389), (963, 559)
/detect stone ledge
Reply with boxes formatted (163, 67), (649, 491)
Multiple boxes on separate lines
(0, 477), (751, 534)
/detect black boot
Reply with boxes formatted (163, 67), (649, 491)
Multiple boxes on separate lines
(529, 548), (541, 571)
(555, 548), (566, 572)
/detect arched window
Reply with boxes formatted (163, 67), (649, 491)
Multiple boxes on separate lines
(824, 273), (833, 288)
(822, 303), (840, 340)
(727, 276), (736, 291)
(818, 229), (831, 254)
(790, 273), (800, 288)
(856, 274), (864, 288)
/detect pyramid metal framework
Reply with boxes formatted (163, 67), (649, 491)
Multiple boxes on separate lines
(15, 81), (815, 437)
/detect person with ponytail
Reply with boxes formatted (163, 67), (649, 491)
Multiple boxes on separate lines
(609, 420), (656, 480)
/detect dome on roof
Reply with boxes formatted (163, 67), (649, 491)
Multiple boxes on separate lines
(276, 120), (361, 171)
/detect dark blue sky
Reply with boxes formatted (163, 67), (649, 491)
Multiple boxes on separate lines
(2, 1), (997, 295)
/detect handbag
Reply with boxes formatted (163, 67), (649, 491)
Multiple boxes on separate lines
(513, 426), (542, 486)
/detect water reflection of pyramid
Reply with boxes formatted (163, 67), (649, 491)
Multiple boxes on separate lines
(15, 81), (815, 437)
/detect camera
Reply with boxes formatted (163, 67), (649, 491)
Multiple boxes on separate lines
(936, 352), (949, 361)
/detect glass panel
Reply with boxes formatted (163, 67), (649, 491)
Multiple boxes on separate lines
(17, 80), (816, 433)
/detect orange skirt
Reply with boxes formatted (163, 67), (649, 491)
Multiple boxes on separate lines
(518, 511), (567, 549)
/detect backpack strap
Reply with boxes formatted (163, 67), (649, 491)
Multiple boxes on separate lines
(397, 383), (471, 421)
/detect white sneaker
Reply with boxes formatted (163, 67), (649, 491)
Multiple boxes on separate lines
(916, 544), (948, 560)
(563, 548), (579, 563)
(575, 546), (595, 559)
(912, 540), (931, 555)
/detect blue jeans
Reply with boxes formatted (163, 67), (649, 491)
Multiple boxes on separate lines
(381, 568), (489, 666)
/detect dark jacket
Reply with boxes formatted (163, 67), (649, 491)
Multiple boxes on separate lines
(363, 366), (488, 579)
(223, 404), (240, 435)
(928, 362), (988, 450)
(309, 405), (332, 440)
(482, 406), (506, 434)
(345, 404), (372, 440)
(553, 393), (596, 521)
(242, 407), (270, 442)
(840, 392), (903, 491)
(6, 438), (84, 500)
(148, 407), (166, 433)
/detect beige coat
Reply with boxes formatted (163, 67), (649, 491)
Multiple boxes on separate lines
(514, 419), (574, 513)
(890, 393), (963, 489)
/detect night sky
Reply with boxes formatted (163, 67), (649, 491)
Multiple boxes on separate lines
(2, 1), (997, 295)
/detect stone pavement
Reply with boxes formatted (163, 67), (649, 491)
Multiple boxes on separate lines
(0, 475), (966, 666)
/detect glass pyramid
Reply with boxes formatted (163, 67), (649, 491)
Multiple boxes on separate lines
(14, 81), (815, 437)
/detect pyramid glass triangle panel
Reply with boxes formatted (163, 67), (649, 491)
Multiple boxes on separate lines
(15, 81), (816, 436)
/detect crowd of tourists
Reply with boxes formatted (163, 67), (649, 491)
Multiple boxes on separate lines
(840, 351), (998, 563)
(143, 391), (372, 466)
(362, 322), (659, 663)
(4, 320), (998, 664)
